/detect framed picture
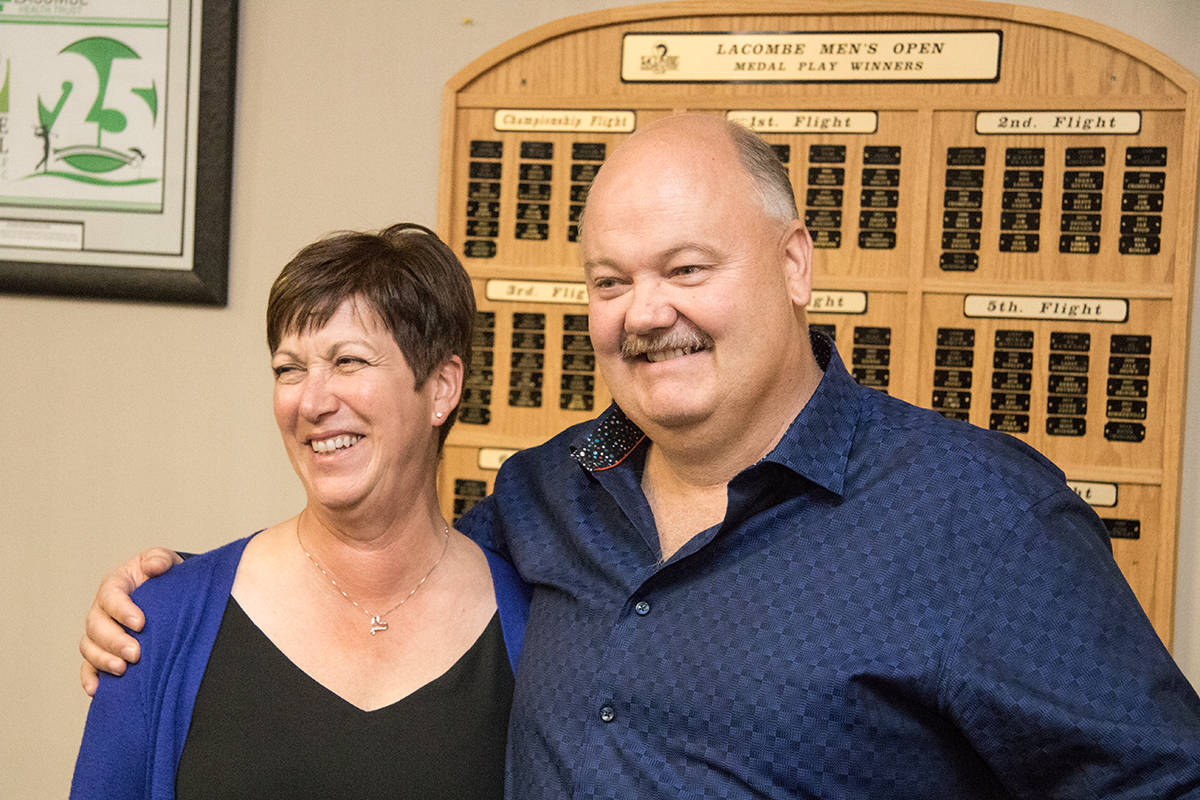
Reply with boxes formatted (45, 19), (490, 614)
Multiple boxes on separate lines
(0, 0), (236, 305)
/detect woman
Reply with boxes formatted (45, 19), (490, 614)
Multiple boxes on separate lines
(71, 223), (528, 799)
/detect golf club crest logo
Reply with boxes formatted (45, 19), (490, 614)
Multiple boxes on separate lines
(32, 35), (158, 186)
(639, 42), (679, 75)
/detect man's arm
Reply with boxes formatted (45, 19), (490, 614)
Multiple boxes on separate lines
(944, 489), (1200, 797)
(78, 548), (182, 696)
(455, 491), (506, 556)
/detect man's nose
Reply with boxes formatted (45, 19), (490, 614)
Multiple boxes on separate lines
(624, 278), (676, 333)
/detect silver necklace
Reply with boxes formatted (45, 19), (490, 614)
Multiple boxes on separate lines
(298, 519), (450, 635)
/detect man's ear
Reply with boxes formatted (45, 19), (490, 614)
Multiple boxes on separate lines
(430, 355), (464, 427)
(781, 221), (814, 308)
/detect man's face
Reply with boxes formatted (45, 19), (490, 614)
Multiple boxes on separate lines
(580, 121), (812, 439)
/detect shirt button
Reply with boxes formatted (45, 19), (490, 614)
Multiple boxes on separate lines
(599, 705), (615, 723)
(634, 601), (651, 616)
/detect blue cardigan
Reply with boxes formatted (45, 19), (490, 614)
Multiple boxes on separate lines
(70, 535), (530, 799)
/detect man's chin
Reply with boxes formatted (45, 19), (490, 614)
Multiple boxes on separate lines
(625, 400), (712, 434)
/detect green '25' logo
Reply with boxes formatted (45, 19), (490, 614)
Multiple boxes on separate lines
(34, 35), (159, 186)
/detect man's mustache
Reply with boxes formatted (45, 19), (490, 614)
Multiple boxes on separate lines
(619, 323), (715, 359)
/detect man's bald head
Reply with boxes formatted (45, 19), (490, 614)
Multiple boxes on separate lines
(580, 114), (798, 233)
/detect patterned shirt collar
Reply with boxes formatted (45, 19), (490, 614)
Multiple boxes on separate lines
(569, 330), (859, 498)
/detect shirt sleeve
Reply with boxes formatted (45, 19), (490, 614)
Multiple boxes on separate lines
(940, 489), (1200, 799)
(70, 646), (151, 799)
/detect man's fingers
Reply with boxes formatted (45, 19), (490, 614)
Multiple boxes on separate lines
(96, 577), (145, 633)
(78, 635), (127, 695)
(85, 589), (142, 665)
(79, 632), (128, 680)
(80, 658), (99, 697)
(138, 547), (182, 579)
(78, 547), (179, 694)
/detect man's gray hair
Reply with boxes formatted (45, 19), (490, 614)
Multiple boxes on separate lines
(726, 120), (800, 224)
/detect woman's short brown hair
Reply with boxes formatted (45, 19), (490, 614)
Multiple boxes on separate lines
(266, 223), (474, 449)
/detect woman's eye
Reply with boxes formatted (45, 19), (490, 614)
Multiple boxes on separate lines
(272, 365), (301, 380)
(336, 356), (367, 369)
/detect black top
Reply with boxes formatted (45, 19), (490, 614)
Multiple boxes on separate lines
(176, 598), (513, 799)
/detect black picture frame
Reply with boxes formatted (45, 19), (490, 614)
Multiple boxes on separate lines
(0, 0), (237, 305)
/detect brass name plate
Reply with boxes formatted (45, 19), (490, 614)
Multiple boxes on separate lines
(807, 290), (868, 314)
(478, 448), (519, 470)
(963, 295), (1129, 322)
(727, 110), (878, 133)
(1067, 480), (1119, 507)
(622, 31), (1001, 82)
(493, 109), (636, 132)
(485, 279), (589, 304)
(976, 111), (1142, 135)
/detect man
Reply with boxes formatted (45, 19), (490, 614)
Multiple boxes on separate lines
(82, 115), (1200, 797)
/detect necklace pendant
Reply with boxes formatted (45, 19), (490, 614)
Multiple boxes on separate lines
(369, 616), (388, 635)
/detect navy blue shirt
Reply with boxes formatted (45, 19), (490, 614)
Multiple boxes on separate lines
(460, 334), (1200, 799)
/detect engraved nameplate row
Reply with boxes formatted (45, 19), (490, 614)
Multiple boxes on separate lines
(1120, 147), (1167, 256)
(1106, 334), (1151, 443)
(568, 142), (606, 242)
(561, 313), (596, 411)
(1000, 148), (1043, 254)
(516, 141), (553, 242)
(1059, 146), (1104, 254)
(990, 328), (1034, 433)
(461, 311), (496, 426)
(850, 326), (892, 391)
(509, 312), (546, 407)
(859, 146), (901, 250)
(940, 147), (985, 271)
(806, 144), (846, 249)
(1046, 331), (1090, 436)
(464, 140), (504, 259)
(932, 326), (974, 420)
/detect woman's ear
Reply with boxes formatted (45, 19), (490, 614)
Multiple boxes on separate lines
(431, 355), (464, 426)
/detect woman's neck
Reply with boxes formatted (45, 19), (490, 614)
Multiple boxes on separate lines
(295, 501), (449, 602)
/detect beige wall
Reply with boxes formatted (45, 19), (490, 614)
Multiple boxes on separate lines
(1, 1), (1196, 795)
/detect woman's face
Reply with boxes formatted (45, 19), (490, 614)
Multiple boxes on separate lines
(270, 299), (446, 516)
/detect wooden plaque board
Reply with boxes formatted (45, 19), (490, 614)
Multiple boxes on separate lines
(438, 0), (1200, 647)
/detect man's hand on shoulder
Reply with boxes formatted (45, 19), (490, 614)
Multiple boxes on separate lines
(79, 548), (182, 696)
